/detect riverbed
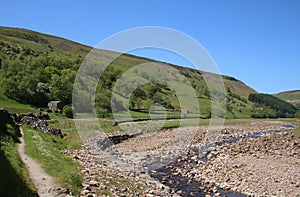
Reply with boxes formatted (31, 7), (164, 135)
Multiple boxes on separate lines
(67, 121), (300, 196)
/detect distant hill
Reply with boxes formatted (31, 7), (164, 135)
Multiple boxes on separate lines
(274, 90), (300, 108)
(0, 26), (91, 56)
(275, 90), (300, 101)
(1, 26), (289, 119)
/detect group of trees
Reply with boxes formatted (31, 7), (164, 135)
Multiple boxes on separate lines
(249, 93), (298, 118)
(0, 40), (81, 112)
(128, 84), (174, 111)
(0, 40), (178, 118)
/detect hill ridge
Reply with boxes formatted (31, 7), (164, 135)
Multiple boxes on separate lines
(3, 26), (296, 119)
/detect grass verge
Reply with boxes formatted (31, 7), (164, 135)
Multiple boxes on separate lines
(0, 111), (37, 196)
(22, 125), (83, 195)
(0, 141), (38, 196)
(0, 91), (35, 113)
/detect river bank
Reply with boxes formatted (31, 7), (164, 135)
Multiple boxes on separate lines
(65, 121), (299, 196)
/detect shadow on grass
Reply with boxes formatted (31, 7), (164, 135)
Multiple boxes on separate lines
(0, 149), (38, 196)
(0, 109), (37, 196)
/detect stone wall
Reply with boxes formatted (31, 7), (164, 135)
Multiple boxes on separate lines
(17, 112), (63, 138)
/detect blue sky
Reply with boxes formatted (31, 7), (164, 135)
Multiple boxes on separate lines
(2, 0), (299, 93)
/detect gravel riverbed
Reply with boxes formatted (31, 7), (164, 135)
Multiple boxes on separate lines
(64, 121), (300, 196)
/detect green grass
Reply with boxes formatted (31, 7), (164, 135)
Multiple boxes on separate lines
(96, 189), (111, 196)
(0, 90), (35, 113)
(0, 141), (38, 196)
(94, 174), (145, 196)
(114, 110), (201, 120)
(275, 90), (300, 101)
(52, 116), (298, 137)
(0, 26), (91, 57)
(0, 112), (37, 196)
(118, 118), (297, 131)
(99, 119), (122, 132)
(22, 125), (83, 195)
(296, 127), (300, 136)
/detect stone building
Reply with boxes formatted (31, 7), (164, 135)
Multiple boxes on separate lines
(47, 101), (64, 112)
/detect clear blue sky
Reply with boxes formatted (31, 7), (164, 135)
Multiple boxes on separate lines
(2, 0), (300, 93)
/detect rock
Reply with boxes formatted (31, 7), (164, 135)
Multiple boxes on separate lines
(81, 189), (90, 195)
(89, 180), (99, 186)
(215, 193), (221, 197)
(191, 155), (198, 161)
(51, 187), (70, 196)
(176, 190), (182, 195)
(207, 153), (214, 160)
(0, 108), (11, 121)
(0, 108), (8, 113)
(146, 189), (154, 194)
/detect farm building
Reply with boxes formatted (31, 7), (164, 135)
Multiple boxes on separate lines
(48, 101), (64, 112)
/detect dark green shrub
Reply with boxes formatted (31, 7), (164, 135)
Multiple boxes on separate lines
(63, 106), (74, 118)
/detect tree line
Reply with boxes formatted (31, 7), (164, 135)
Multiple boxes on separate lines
(248, 93), (298, 118)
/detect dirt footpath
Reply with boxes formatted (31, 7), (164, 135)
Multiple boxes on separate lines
(18, 127), (68, 197)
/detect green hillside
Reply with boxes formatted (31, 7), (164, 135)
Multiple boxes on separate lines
(249, 93), (298, 118)
(275, 90), (300, 100)
(0, 26), (264, 119)
(274, 90), (300, 108)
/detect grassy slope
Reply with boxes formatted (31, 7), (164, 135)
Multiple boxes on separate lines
(275, 90), (300, 101)
(0, 110), (37, 196)
(0, 90), (83, 194)
(22, 122), (83, 195)
(0, 26), (258, 118)
(0, 90), (35, 113)
(0, 26), (91, 57)
(0, 145), (37, 196)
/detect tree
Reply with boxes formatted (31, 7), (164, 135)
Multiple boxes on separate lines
(133, 88), (146, 99)
(147, 85), (161, 98)
(63, 106), (74, 118)
(95, 87), (112, 118)
(50, 69), (76, 105)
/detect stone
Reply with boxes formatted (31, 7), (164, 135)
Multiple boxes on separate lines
(81, 189), (90, 195)
(89, 180), (99, 186)
(215, 193), (221, 197)
(176, 190), (182, 195)
(148, 189), (154, 194)
(191, 155), (198, 161)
